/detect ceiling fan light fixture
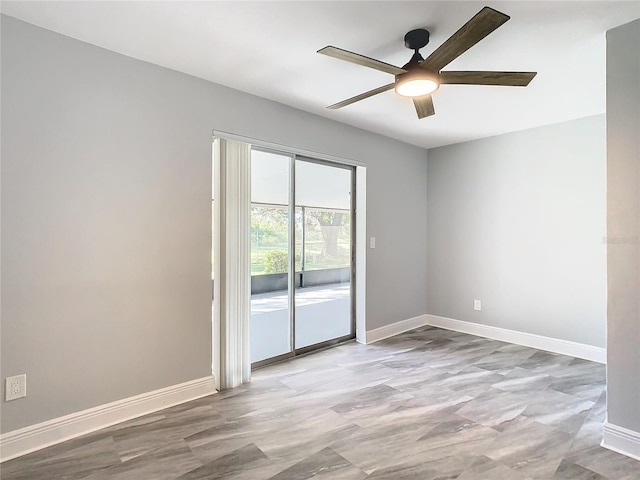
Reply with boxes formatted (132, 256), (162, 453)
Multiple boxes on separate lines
(395, 71), (439, 97)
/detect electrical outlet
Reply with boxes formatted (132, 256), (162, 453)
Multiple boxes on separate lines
(473, 299), (482, 311)
(370, 237), (376, 248)
(5, 374), (26, 401)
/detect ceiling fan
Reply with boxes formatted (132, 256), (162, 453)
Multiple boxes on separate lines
(318, 6), (537, 119)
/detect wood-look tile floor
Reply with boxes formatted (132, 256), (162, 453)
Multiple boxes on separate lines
(2, 326), (639, 479)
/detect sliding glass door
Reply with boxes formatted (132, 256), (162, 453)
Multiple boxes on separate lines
(294, 158), (353, 350)
(250, 150), (293, 364)
(250, 150), (354, 366)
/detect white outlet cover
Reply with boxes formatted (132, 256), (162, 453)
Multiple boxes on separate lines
(5, 374), (27, 401)
(473, 300), (482, 311)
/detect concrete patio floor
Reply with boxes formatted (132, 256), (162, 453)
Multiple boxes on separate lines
(250, 282), (352, 363)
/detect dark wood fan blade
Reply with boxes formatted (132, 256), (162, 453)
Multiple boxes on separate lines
(413, 94), (435, 119)
(421, 7), (510, 72)
(440, 71), (537, 86)
(318, 46), (407, 75)
(327, 83), (395, 109)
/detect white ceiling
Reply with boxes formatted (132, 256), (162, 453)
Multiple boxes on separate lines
(2, 1), (639, 149)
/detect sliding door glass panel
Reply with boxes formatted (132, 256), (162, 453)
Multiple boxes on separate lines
(295, 159), (353, 349)
(250, 150), (292, 363)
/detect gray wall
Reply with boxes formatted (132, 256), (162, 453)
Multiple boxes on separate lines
(0, 16), (428, 433)
(606, 19), (640, 433)
(427, 115), (607, 347)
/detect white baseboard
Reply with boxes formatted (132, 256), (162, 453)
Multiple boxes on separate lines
(0, 376), (216, 463)
(602, 422), (640, 461)
(424, 314), (606, 363)
(365, 314), (430, 344)
(364, 314), (606, 364)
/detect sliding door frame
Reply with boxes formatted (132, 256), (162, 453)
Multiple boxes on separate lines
(250, 148), (356, 368)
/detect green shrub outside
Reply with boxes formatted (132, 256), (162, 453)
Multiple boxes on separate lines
(263, 250), (288, 274)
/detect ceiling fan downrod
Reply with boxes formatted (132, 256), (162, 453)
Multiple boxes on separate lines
(403, 28), (430, 67)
